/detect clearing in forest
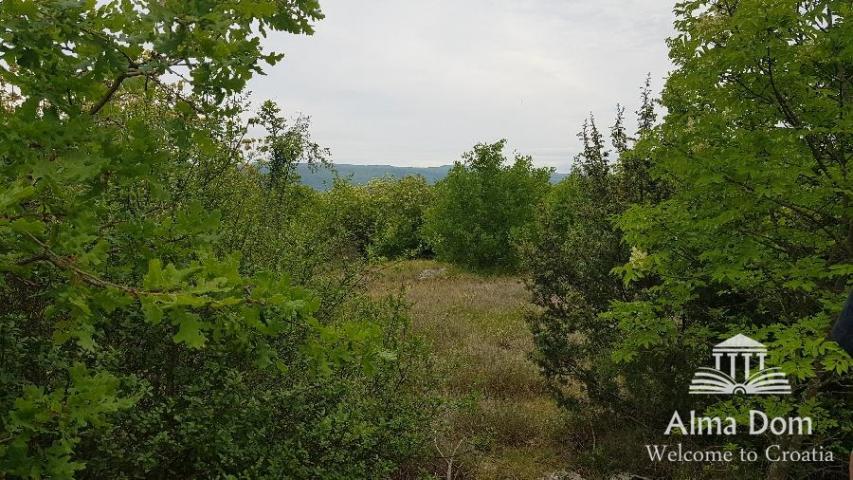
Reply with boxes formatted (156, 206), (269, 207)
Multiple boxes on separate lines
(368, 260), (571, 479)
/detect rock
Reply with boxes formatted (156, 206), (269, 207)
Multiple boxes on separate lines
(610, 474), (651, 480)
(417, 267), (447, 280)
(540, 472), (583, 480)
(540, 471), (649, 480)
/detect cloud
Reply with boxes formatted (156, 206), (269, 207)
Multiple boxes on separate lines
(248, 0), (675, 171)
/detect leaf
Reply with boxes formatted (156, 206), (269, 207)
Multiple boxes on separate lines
(140, 299), (164, 325)
(171, 312), (207, 348)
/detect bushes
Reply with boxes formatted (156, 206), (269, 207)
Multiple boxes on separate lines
(606, 1), (853, 477)
(0, 2), (437, 478)
(521, 175), (628, 410)
(523, 1), (853, 478)
(68, 294), (435, 480)
(519, 109), (658, 425)
(0, 86), (438, 478)
(273, 141), (551, 273)
(364, 176), (434, 259)
(300, 175), (434, 262)
(423, 140), (552, 271)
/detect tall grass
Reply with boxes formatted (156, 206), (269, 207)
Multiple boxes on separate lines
(369, 260), (570, 479)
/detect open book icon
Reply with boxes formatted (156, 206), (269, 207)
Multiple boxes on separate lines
(689, 366), (792, 395)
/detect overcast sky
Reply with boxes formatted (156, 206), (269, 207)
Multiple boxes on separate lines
(247, 0), (675, 172)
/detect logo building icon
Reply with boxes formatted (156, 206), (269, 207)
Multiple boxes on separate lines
(689, 334), (791, 395)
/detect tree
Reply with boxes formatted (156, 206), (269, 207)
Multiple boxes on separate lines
(636, 73), (657, 134)
(0, 2), (433, 478)
(0, 0), (322, 474)
(607, 1), (852, 477)
(423, 140), (552, 270)
(251, 100), (329, 192)
(616, 73), (661, 203)
(521, 98), (660, 425)
(610, 104), (629, 155)
(365, 175), (435, 259)
(576, 115), (610, 182)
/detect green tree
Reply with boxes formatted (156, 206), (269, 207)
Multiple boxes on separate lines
(0, 1), (434, 478)
(0, 0), (322, 474)
(423, 140), (552, 270)
(364, 175), (435, 259)
(251, 100), (329, 192)
(616, 73), (662, 203)
(521, 102), (659, 423)
(607, 1), (852, 477)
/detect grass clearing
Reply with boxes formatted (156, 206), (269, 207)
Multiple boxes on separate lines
(368, 260), (570, 479)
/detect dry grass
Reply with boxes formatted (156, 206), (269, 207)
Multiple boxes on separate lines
(368, 260), (570, 479)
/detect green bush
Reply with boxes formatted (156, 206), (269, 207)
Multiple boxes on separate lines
(0, 2), (436, 478)
(606, 1), (853, 477)
(364, 176), (434, 259)
(518, 106), (676, 471)
(59, 293), (435, 480)
(423, 140), (552, 271)
(286, 175), (434, 263)
(523, 1), (853, 478)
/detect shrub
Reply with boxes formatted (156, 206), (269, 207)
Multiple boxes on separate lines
(0, 2), (436, 478)
(423, 140), (551, 271)
(364, 176), (434, 259)
(606, 1), (853, 477)
(523, 2), (853, 478)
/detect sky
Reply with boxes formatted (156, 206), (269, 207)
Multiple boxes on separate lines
(248, 0), (676, 172)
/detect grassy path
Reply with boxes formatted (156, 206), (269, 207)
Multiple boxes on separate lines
(368, 260), (570, 479)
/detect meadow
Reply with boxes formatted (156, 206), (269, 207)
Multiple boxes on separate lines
(0, 1), (850, 479)
(367, 260), (569, 479)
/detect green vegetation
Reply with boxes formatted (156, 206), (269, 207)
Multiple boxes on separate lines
(522, 1), (853, 478)
(292, 164), (568, 191)
(295, 164), (453, 190)
(367, 260), (569, 479)
(519, 81), (670, 477)
(1, 0), (850, 479)
(0, 2), (432, 478)
(423, 140), (552, 271)
(612, 2), (852, 477)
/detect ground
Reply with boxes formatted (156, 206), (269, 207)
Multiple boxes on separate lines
(367, 260), (571, 480)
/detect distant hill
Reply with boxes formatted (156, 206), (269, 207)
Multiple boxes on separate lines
(296, 164), (452, 190)
(296, 163), (568, 190)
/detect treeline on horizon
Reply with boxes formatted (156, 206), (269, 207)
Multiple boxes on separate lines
(0, 1), (850, 480)
(288, 163), (569, 191)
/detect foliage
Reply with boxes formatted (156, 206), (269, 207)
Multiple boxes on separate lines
(364, 176), (435, 259)
(615, 74), (664, 203)
(0, 1), (435, 478)
(298, 175), (435, 262)
(250, 100), (329, 191)
(296, 164), (453, 191)
(525, 1), (853, 478)
(68, 292), (435, 480)
(520, 106), (659, 418)
(615, 1), (852, 473)
(424, 140), (552, 271)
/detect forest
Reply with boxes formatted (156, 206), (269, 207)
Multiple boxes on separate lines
(0, 0), (850, 479)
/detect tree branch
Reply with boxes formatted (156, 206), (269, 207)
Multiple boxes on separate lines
(89, 72), (128, 116)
